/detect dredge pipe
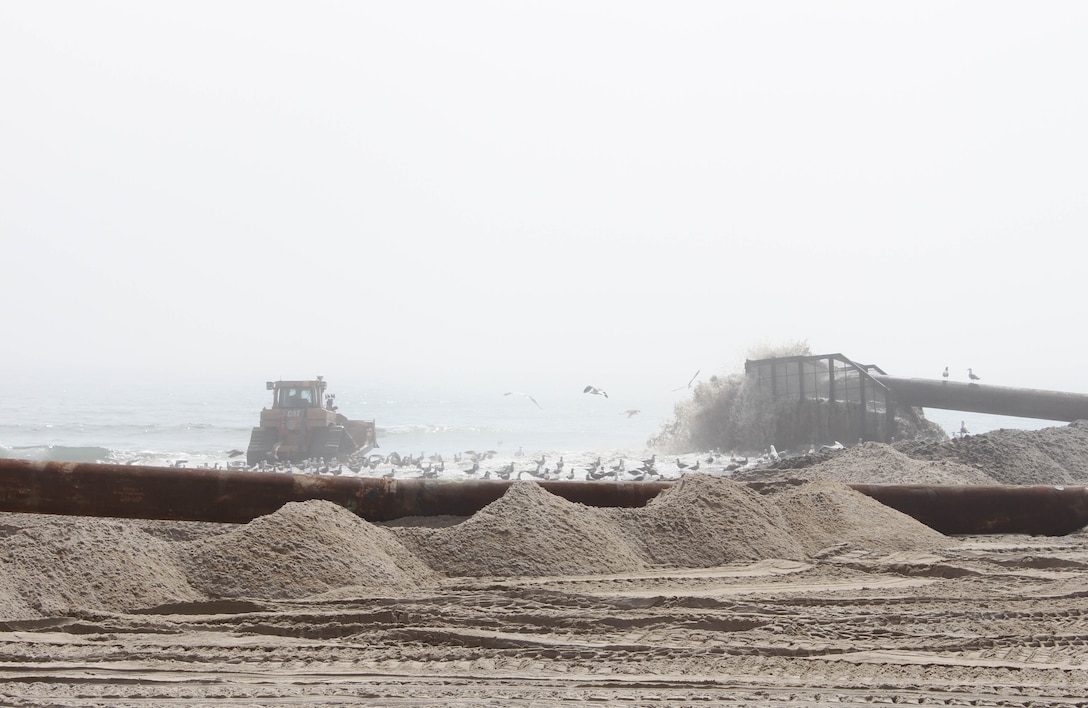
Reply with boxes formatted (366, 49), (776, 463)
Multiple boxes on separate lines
(872, 375), (1088, 422)
(850, 483), (1088, 536)
(0, 458), (665, 524)
(1, 459), (1087, 535)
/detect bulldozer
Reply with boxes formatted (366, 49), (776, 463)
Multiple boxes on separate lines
(245, 377), (377, 466)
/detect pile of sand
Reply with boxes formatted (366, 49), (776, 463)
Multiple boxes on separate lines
(392, 482), (648, 577)
(801, 442), (997, 485)
(743, 422), (1088, 486)
(774, 478), (956, 556)
(895, 421), (1088, 485)
(608, 474), (806, 567)
(0, 515), (203, 617)
(179, 500), (436, 600)
(0, 471), (985, 619)
(741, 442), (999, 485)
(390, 476), (951, 576)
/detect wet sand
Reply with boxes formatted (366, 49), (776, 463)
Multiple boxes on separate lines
(2, 425), (1088, 706)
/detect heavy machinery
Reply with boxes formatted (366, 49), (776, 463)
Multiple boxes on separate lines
(245, 377), (377, 466)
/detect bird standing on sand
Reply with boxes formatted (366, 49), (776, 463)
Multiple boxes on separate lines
(968, 368), (981, 382)
(584, 385), (608, 398)
(942, 367), (949, 381)
(504, 391), (541, 408)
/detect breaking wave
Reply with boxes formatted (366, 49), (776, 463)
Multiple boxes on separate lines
(0, 444), (114, 464)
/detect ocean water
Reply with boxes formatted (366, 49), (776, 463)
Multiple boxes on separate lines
(0, 374), (678, 470)
(0, 372), (1063, 473)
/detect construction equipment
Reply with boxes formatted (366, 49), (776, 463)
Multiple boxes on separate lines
(246, 377), (377, 466)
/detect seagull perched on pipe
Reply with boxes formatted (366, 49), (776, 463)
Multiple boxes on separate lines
(942, 366), (949, 381)
(583, 385), (608, 398)
(968, 368), (981, 382)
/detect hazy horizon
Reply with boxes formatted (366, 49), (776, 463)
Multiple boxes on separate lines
(3, 3), (1087, 406)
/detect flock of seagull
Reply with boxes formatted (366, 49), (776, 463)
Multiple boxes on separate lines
(196, 366), (987, 479)
(233, 448), (759, 482)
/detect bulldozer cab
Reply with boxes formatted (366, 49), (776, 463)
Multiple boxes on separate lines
(272, 382), (322, 409)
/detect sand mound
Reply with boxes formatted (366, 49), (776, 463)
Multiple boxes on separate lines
(0, 516), (203, 619)
(391, 482), (648, 577)
(775, 478), (956, 556)
(179, 500), (436, 599)
(611, 474), (806, 566)
(801, 442), (997, 485)
(895, 421), (1088, 485)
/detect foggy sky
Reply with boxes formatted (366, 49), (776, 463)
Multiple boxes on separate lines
(2, 2), (1087, 399)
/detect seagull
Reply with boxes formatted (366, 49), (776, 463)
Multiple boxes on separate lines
(622, 409), (641, 418)
(584, 385), (608, 398)
(227, 449), (244, 458)
(673, 369), (700, 391)
(942, 367), (949, 381)
(504, 391), (541, 408)
(960, 421), (969, 436)
(968, 368), (981, 382)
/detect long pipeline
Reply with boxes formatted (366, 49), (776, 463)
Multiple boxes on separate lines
(1, 458), (1086, 535)
(873, 375), (1088, 422)
(0, 458), (665, 524)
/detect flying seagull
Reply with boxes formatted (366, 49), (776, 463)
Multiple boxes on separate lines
(968, 368), (981, 382)
(622, 409), (641, 418)
(583, 385), (608, 398)
(673, 369), (700, 391)
(504, 391), (541, 408)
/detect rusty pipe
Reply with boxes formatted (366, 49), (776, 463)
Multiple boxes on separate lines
(872, 374), (1088, 422)
(849, 483), (1088, 536)
(0, 458), (666, 524)
(1, 458), (1086, 535)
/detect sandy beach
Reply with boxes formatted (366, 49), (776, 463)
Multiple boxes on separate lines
(2, 425), (1088, 706)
